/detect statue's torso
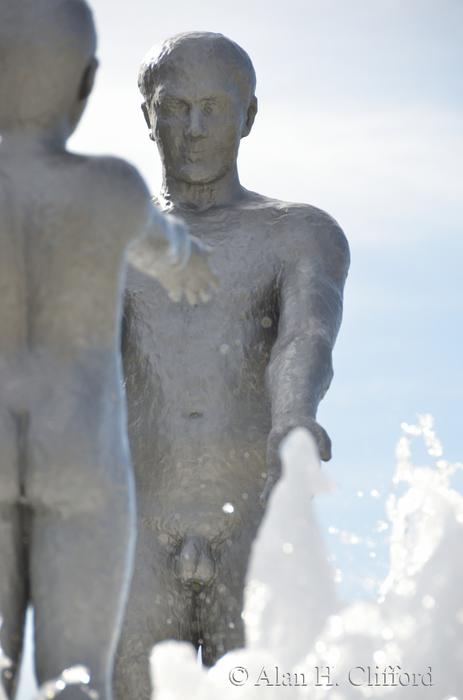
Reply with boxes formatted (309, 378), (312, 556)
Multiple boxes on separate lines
(123, 194), (313, 537)
(0, 146), (132, 398)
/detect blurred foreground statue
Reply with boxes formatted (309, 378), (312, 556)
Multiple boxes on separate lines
(0, 4), (216, 699)
(115, 32), (349, 698)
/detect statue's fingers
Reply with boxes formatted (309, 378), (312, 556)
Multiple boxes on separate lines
(209, 272), (220, 291)
(184, 288), (197, 306)
(168, 289), (183, 303)
(316, 426), (332, 461)
(199, 288), (211, 303)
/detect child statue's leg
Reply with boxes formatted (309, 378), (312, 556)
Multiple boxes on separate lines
(0, 409), (29, 697)
(27, 383), (136, 700)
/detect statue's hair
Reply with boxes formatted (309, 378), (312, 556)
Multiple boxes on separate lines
(138, 32), (256, 107)
(0, 0), (96, 128)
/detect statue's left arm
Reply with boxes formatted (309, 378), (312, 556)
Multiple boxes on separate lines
(264, 213), (350, 496)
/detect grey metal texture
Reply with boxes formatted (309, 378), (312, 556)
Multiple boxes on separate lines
(0, 6), (214, 699)
(115, 31), (350, 700)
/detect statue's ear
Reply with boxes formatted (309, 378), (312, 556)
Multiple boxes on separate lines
(241, 96), (258, 138)
(78, 57), (99, 101)
(141, 102), (151, 129)
(141, 102), (156, 141)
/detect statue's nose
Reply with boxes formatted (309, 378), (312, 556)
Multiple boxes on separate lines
(184, 107), (207, 138)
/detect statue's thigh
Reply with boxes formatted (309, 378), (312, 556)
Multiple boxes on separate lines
(129, 524), (194, 629)
(115, 523), (193, 698)
(199, 527), (260, 665)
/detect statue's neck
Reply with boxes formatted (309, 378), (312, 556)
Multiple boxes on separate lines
(160, 166), (245, 213)
(0, 127), (67, 153)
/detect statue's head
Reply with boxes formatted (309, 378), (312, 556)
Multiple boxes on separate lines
(138, 32), (258, 185)
(0, 0), (97, 137)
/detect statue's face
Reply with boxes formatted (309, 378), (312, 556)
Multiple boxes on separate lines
(148, 57), (248, 185)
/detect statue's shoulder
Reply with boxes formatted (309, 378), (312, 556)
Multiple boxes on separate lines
(65, 155), (155, 243)
(77, 155), (151, 208)
(242, 190), (349, 265)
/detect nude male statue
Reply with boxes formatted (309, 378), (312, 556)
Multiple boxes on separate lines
(0, 6), (216, 700)
(114, 32), (350, 698)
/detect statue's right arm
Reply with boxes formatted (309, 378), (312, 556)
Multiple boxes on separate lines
(91, 156), (218, 304)
(128, 206), (219, 304)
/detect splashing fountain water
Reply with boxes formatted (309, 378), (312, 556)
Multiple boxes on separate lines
(36, 665), (99, 700)
(4, 417), (462, 699)
(149, 417), (463, 699)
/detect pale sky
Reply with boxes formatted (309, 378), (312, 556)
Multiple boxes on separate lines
(12, 1), (463, 695)
(68, 0), (463, 600)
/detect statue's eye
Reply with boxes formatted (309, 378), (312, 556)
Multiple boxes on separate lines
(202, 101), (217, 116)
(162, 99), (188, 117)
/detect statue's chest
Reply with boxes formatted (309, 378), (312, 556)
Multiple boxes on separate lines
(188, 214), (281, 300)
(125, 212), (282, 362)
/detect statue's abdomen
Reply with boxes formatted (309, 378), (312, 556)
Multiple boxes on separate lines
(122, 263), (278, 537)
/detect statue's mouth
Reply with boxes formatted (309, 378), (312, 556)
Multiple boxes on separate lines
(184, 150), (207, 161)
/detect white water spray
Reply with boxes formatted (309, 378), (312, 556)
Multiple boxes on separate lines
(149, 417), (463, 698)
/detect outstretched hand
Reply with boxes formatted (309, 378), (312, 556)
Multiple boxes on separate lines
(159, 235), (220, 305)
(260, 418), (331, 507)
(130, 213), (219, 305)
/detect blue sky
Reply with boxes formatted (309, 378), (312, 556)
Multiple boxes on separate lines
(70, 0), (463, 601)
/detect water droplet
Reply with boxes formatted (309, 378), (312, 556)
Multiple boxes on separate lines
(340, 531), (361, 545)
(373, 650), (386, 664)
(62, 667), (90, 685)
(329, 615), (344, 638)
(222, 503), (234, 514)
(422, 595), (435, 609)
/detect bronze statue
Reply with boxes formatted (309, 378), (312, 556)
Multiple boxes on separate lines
(114, 31), (349, 699)
(0, 6), (216, 699)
